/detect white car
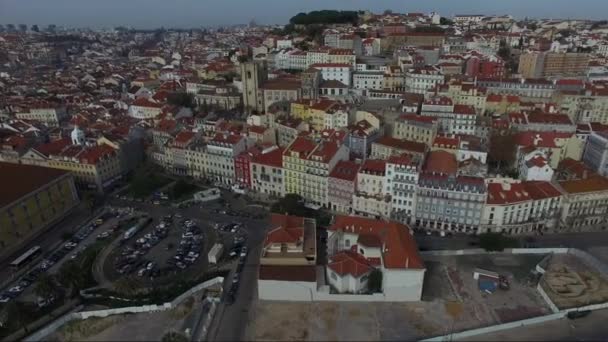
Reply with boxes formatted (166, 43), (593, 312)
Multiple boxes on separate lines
(9, 286), (23, 293)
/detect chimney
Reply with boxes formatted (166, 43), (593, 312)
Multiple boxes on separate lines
(406, 257), (409, 268)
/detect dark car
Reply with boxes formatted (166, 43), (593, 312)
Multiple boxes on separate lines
(567, 310), (591, 319)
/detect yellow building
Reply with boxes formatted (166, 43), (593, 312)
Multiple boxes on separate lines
(283, 136), (349, 207)
(431, 81), (487, 114)
(393, 114), (438, 146)
(0, 162), (79, 258)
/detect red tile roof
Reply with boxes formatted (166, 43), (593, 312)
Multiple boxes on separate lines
(424, 150), (457, 175)
(33, 138), (71, 157)
(329, 160), (360, 181)
(329, 216), (424, 269)
(328, 251), (374, 278)
(521, 181), (562, 200)
(252, 145), (283, 168)
(360, 159), (386, 174)
(559, 175), (608, 194)
(375, 137), (427, 154)
(487, 182), (532, 205)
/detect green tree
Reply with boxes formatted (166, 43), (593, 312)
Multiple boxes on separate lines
(368, 269), (383, 293)
(440, 17), (454, 26)
(59, 260), (86, 297)
(270, 194), (309, 217)
(488, 133), (516, 171)
(167, 92), (195, 108)
(114, 276), (142, 296)
(4, 301), (28, 333)
(479, 233), (518, 252)
(161, 331), (189, 342)
(31, 25), (39, 32)
(34, 274), (58, 300)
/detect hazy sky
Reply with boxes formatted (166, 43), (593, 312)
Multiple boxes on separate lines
(0, 0), (606, 29)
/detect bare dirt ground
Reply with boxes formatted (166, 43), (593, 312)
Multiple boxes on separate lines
(249, 254), (551, 341)
(541, 253), (608, 309)
(49, 298), (198, 341)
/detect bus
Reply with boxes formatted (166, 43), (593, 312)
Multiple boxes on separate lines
(10, 246), (41, 268)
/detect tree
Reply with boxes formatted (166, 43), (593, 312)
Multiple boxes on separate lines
(4, 302), (28, 333)
(270, 194), (309, 217)
(34, 274), (58, 300)
(18, 24), (27, 32)
(114, 276), (142, 296)
(59, 260), (86, 297)
(167, 92), (195, 108)
(479, 233), (518, 252)
(440, 17), (454, 26)
(488, 133), (516, 171)
(383, 9), (393, 15)
(237, 55), (248, 63)
(30, 25), (39, 32)
(161, 331), (188, 342)
(368, 269), (383, 293)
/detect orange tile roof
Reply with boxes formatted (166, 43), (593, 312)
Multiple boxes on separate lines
(329, 215), (424, 270)
(559, 175), (608, 194)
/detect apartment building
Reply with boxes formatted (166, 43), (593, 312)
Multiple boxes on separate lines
(405, 66), (445, 94)
(385, 154), (420, 224)
(250, 145), (285, 198)
(352, 159), (391, 218)
(558, 175), (608, 231)
(421, 97), (477, 135)
(328, 160), (359, 213)
(582, 131), (608, 176)
(415, 151), (486, 234)
(481, 180), (562, 235)
(393, 114), (438, 146)
(15, 103), (67, 127)
(204, 133), (247, 185)
(283, 136), (349, 207)
(518, 51), (589, 78)
(311, 63), (352, 87)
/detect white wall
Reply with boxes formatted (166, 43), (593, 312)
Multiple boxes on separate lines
(382, 268), (425, 301)
(257, 280), (316, 301)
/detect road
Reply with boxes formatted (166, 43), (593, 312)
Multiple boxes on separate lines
(415, 231), (608, 252)
(462, 309), (608, 341)
(0, 204), (100, 289)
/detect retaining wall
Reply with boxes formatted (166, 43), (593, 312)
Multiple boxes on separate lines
(24, 277), (224, 342)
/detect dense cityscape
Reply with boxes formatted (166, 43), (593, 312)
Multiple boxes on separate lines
(2, 8), (608, 341)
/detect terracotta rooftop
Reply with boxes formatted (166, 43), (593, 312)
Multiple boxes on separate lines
(328, 251), (374, 278)
(559, 175), (608, 194)
(329, 215), (424, 270)
(424, 150), (458, 175)
(329, 160), (360, 181)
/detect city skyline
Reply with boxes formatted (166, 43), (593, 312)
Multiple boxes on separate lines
(1, 0), (607, 29)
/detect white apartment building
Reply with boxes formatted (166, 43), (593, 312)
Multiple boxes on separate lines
(405, 66), (445, 94)
(204, 133), (247, 185)
(15, 106), (67, 127)
(353, 72), (384, 91)
(311, 63), (352, 87)
(352, 159), (391, 218)
(128, 98), (163, 119)
(481, 180), (562, 235)
(250, 145), (285, 198)
(385, 155), (420, 224)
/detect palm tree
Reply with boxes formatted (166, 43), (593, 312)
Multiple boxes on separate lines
(59, 260), (85, 297)
(34, 274), (58, 300)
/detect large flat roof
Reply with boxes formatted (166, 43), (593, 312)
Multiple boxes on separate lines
(0, 162), (70, 209)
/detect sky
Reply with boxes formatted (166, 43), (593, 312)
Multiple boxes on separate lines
(0, 0), (607, 29)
